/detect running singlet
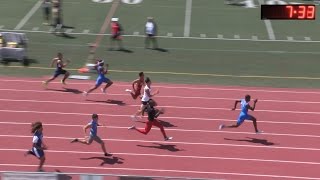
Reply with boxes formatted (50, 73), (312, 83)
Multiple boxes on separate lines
(240, 99), (249, 114)
(97, 66), (105, 79)
(32, 131), (43, 147)
(145, 105), (156, 121)
(56, 59), (63, 70)
(89, 120), (98, 136)
(141, 85), (151, 102)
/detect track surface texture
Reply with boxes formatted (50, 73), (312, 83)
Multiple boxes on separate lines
(0, 77), (320, 180)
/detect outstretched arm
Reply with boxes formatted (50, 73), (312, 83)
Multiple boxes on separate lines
(248, 99), (258, 111)
(231, 100), (241, 110)
(131, 79), (139, 91)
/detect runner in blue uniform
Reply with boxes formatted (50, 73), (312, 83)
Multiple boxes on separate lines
(43, 52), (70, 87)
(24, 121), (47, 172)
(219, 95), (263, 133)
(83, 59), (113, 96)
(71, 114), (111, 156)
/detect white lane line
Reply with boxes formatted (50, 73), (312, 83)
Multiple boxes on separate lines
(258, 0), (276, 40)
(14, 0), (42, 30)
(184, 0), (192, 37)
(1, 134), (320, 152)
(2, 121), (320, 138)
(4, 98), (320, 115)
(2, 79), (320, 94)
(2, 88), (320, 104)
(0, 163), (319, 179)
(1, 148), (320, 166)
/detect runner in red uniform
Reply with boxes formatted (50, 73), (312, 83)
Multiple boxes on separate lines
(126, 72), (145, 100)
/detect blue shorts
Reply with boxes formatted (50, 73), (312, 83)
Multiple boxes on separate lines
(96, 77), (110, 87)
(53, 69), (67, 78)
(32, 147), (44, 158)
(237, 113), (254, 126)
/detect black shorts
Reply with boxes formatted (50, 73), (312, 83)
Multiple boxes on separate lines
(53, 69), (67, 77)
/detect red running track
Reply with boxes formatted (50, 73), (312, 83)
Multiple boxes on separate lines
(0, 77), (320, 180)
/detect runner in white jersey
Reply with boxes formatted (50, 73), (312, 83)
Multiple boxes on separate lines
(131, 77), (159, 120)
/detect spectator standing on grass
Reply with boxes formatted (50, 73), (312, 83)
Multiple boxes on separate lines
(52, 0), (63, 33)
(145, 17), (158, 49)
(109, 18), (124, 50)
(42, 0), (51, 25)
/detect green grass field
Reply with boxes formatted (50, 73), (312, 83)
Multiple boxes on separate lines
(1, 0), (320, 88)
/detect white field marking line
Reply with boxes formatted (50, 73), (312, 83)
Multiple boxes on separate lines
(184, 0), (192, 37)
(1, 134), (320, 151)
(2, 121), (320, 138)
(2, 79), (320, 94)
(0, 164), (319, 180)
(2, 148), (320, 166)
(3, 88), (320, 104)
(1, 28), (318, 43)
(258, 0), (276, 40)
(14, 0), (42, 30)
(2, 98), (320, 115)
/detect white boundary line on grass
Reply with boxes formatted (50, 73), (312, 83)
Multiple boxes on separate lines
(1, 28), (319, 43)
(14, 0), (42, 30)
(258, 0), (276, 40)
(184, 0), (192, 37)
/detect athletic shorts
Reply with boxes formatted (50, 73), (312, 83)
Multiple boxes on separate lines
(95, 77), (110, 86)
(88, 135), (103, 144)
(53, 69), (67, 77)
(237, 113), (254, 126)
(32, 147), (44, 158)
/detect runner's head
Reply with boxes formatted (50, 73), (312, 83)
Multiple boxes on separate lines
(31, 121), (43, 133)
(57, 52), (63, 59)
(139, 72), (144, 80)
(245, 94), (251, 102)
(145, 77), (151, 86)
(92, 113), (99, 121)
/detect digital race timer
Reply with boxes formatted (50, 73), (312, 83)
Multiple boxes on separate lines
(261, 5), (316, 20)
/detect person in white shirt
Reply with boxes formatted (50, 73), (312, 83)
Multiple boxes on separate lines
(131, 77), (159, 120)
(145, 17), (158, 49)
